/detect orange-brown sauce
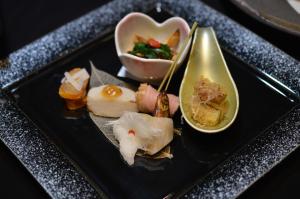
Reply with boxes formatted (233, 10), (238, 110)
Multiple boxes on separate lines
(101, 85), (122, 98)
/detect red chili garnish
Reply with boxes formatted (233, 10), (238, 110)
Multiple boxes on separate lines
(128, 129), (135, 136)
(148, 38), (161, 48)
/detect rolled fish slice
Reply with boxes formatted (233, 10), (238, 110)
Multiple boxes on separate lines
(136, 83), (179, 116)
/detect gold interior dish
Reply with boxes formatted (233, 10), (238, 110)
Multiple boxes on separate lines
(179, 27), (239, 133)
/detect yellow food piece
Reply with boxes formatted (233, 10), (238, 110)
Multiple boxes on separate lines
(65, 96), (87, 110)
(208, 100), (228, 120)
(167, 29), (180, 48)
(134, 35), (147, 43)
(59, 68), (88, 100)
(191, 77), (228, 127)
(58, 68), (89, 110)
(192, 103), (221, 127)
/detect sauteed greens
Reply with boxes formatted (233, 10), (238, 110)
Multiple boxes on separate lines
(128, 38), (174, 60)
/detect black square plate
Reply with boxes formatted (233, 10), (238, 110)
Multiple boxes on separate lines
(5, 9), (299, 199)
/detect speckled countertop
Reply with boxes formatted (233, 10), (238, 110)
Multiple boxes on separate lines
(0, 0), (299, 198)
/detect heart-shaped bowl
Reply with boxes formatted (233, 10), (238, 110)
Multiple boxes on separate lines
(115, 12), (191, 83)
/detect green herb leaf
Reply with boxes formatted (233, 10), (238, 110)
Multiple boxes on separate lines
(129, 42), (173, 60)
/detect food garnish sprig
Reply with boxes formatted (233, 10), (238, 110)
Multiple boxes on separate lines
(158, 22), (198, 92)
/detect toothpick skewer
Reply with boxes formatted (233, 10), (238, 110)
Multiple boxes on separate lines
(158, 22), (198, 92)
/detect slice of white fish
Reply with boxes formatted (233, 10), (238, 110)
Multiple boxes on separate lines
(88, 61), (138, 117)
(87, 85), (138, 117)
(88, 65), (125, 147)
(112, 112), (174, 165)
(87, 85), (138, 118)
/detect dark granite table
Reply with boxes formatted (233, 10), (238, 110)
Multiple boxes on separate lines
(0, 0), (299, 198)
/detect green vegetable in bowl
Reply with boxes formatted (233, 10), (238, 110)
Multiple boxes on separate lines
(128, 37), (175, 60)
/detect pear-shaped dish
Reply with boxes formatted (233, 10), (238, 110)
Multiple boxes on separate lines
(180, 27), (239, 133)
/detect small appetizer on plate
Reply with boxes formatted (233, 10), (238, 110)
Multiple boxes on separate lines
(112, 111), (174, 165)
(115, 12), (191, 82)
(191, 77), (228, 127)
(112, 91), (174, 165)
(180, 27), (239, 133)
(59, 68), (90, 110)
(136, 83), (179, 116)
(128, 30), (179, 60)
(87, 84), (138, 117)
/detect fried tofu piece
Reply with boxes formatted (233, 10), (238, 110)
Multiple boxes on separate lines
(191, 103), (221, 127)
(191, 77), (228, 127)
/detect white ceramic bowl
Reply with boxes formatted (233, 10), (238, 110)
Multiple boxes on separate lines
(115, 12), (191, 83)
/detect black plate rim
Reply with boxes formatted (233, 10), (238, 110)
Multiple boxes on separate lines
(0, 0), (299, 198)
(230, 0), (300, 37)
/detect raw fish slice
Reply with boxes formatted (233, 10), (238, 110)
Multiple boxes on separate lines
(113, 112), (173, 165)
(87, 85), (138, 117)
(88, 64), (131, 147)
